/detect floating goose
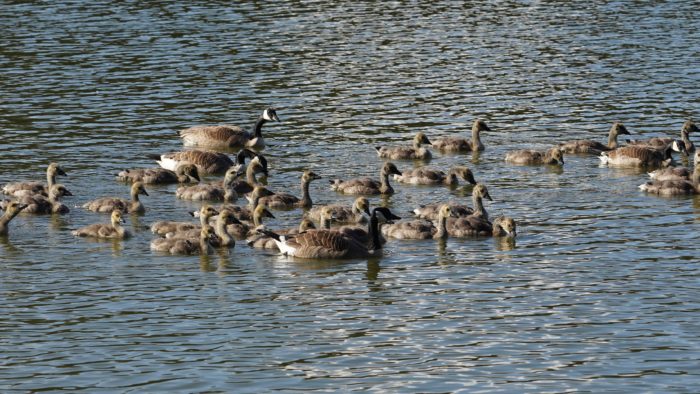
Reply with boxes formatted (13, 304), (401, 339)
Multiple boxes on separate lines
(257, 170), (321, 210)
(12, 184), (72, 214)
(83, 182), (149, 214)
(382, 204), (453, 240)
(175, 165), (243, 202)
(559, 122), (630, 154)
(600, 140), (686, 168)
(627, 120), (697, 153)
(179, 107), (280, 149)
(505, 147), (564, 166)
(151, 226), (217, 255)
(413, 183), (492, 221)
(306, 196), (370, 225)
(0, 201), (28, 236)
(2, 163), (67, 198)
(149, 150), (235, 175)
(376, 132), (432, 160)
(150, 205), (220, 236)
(431, 119), (491, 152)
(640, 165), (700, 196)
(166, 208), (242, 248)
(116, 163), (200, 184)
(448, 215), (517, 237)
(648, 151), (700, 181)
(394, 166), (476, 186)
(330, 162), (401, 195)
(73, 210), (130, 239)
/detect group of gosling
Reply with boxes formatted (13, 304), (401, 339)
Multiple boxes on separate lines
(1, 107), (697, 259)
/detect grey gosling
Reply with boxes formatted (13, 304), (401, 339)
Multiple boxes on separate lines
(382, 204), (453, 240)
(306, 196), (371, 225)
(431, 119), (491, 152)
(116, 163), (200, 184)
(505, 147), (565, 166)
(394, 166), (476, 186)
(73, 210), (130, 239)
(0, 201), (28, 236)
(648, 150), (700, 181)
(413, 183), (492, 221)
(559, 122), (631, 154)
(330, 162), (402, 195)
(150, 226), (217, 255)
(375, 132), (432, 160)
(83, 182), (149, 214)
(2, 162), (67, 198)
(150, 205), (219, 237)
(257, 170), (321, 210)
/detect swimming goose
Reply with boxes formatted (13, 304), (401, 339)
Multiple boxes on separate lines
(413, 183), (492, 221)
(600, 140), (686, 168)
(448, 214), (517, 238)
(83, 182), (149, 214)
(176, 165), (243, 202)
(149, 150), (235, 175)
(0, 201), (28, 236)
(393, 166), (477, 186)
(258, 207), (399, 259)
(226, 203), (276, 239)
(73, 210), (130, 239)
(150, 205), (220, 236)
(627, 120), (698, 153)
(116, 163), (200, 184)
(330, 162), (402, 195)
(306, 196), (371, 225)
(505, 147), (565, 166)
(257, 170), (321, 210)
(559, 122), (631, 154)
(150, 226), (217, 255)
(334, 204), (396, 245)
(382, 204), (453, 240)
(13, 184), (72, 214)
(431, 119), (491, 152)
(245, 185), (276, 207)
(640, 165), (700, 196)
(376, 132), (432, 160)
(167, 208), (242, 247)
(180, 107), (280, 150)
(247, 217), (317, 250)
(648, 151), (700, 181)
(3, 163), (67, 198)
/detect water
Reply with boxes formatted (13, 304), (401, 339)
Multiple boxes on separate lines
(2, 1), (700, 392)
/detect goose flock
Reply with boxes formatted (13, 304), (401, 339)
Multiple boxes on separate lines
(1, 107), (697, 260)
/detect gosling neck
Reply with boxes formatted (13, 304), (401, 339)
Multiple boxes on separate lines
(320, 214), (332, 230)
(0, 209), (22, 234)
(608, 129), (620, 149)
(300, 178), (312, 208)
(435, 213), (449, 239)
(47, 169), (57, 189)
(445, 171), (458, 186)
(692, 167), (700, 185)
(681, 129), (692, 149)
(379, 169), (394, 194)
(111, 218), (126, 238)
(200, 234), (212, 254)
(215, 216), (233, 246)
(471, 126), (484, 151)
(253, 208), (266, 227)
(472, 193), (488, 221)
(246, 164), (259, 185)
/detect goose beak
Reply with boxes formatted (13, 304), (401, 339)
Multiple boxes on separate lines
(141, 189), (149, 196)
(57, 168), (68, 176)
(265, 210), (276, 219)
(484, 192), (493, 201)
(192, 172), (201, 182)
(272, 113), (280, 122)
(64, 189), (74, 196)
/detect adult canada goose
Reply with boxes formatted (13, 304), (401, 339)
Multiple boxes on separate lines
(150, 205), (220, 236)
(382, 204), (453, 240)
(73, 210), (130, 239)
(393, 166), (477, 186)
(11, 184), (72, 214)
(149, 149), (235, 175)
(375, 132), (432, 160)
(257, 170), (321, 210)
(151, 226), (218, 255)
(259, 207), (399, 259)
(306, 196), (371, 225)
(2, 163), (67, 198)
(627, 120), (698, 153)
(247, 218), (317, 250)
(448, 215), (517, 238)
(505, 147), (565, 166)
(226, 203), (276, 239)
(330, 162), (402, 195)
(167, 209), (242, 247)
(600, 140), (686, 168)
(648, 150), (700, 181)
(558, 122), (631, 154)
(83, 182), (149, 214)
(413, 183), (492, 221)
(176, 165), (243, 202)
(180, 107), (280, 149)
(116, 163), (200, 184)
(640, 165), (700, 196)
(0, 201), (28, 236)
(431, 119), (491, 152)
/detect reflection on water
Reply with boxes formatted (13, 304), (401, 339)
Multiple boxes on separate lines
(1, 1), (700, 392)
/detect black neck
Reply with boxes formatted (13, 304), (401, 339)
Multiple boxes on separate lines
(252, 117), (266, 138)
(366, 215), (381, 251)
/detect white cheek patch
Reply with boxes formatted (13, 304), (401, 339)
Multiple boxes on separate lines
(263, 109), (273, 121)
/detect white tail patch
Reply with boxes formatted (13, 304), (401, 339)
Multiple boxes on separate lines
(158, 157), (179, 171)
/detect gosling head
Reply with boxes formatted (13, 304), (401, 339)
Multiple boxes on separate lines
(254, 203), (276, 219)
(111, 210), (125, 225)
(372, 207), (401, 224)
(252, 186), (275, 198)
(298, 218), (316, 232)
(132, 182), (149, 197)
(219, 209), (242, 225)
(180, 164), (201, 182)
(48, 163), (68, 177)
(302, 170), (322, 183)
(49, 184), (73, 198)
(495, 216), (517, 237)
(382, 162), (402, 177)
(611, 122), (631, 136)
(682, 120), (698, 135)
(549, 147), (565, 165)
(454, 166), (477, 184)
(415, 132), (432, 146)
(353, 196), (371, 216)
(262, 107), (280, 122)
(438, 204), (453, 219)
(473, 183), (493, 201)
(473, 119), (491, 132)
(190, 205), (220, 219)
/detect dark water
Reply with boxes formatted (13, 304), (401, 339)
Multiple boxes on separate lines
(2, 1), (700, 392)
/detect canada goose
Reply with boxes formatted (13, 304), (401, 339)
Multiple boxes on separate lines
(83, 182), (149, 213)
(648, 150), (700, 181)
(179, 107), (280, 149)
(12, 184), (72, 214)
(505, 147), (564, 166)
(257, 170), (321, 210)
(600, 140), (686, 168)
(259, 207), (399, 259)
(149, 150), (235, 175)
(151, 226), (217, 255)
(223, 156), (268, 196)
(376, 132), (432, 160)
(627, 120), (698, 153)
(2, 163), (67, 198)
(0, 201), (28, 235)
(382, 204), (453, 240)
(150, 205), (220, 236)
(448, 214), (517, 238)
(116, 163), (200, 184)
(431, 119), (491, 152)
(226, 203), (276, 239)
(335, 205), (397, 245)
(559, 122), (631, 154)
(640, 166), (700, 196)
(245, 185), (276, 207)
(176, 165), (243, 202)
(330, 162), (402, 195)
(413, 183), (492, 221)
(393, 166), (477, 186)
(167, 209), (242, 247)
(306, 197), (371, 225)
(73, 210), (130, 239)
(247, 218), (317, 250)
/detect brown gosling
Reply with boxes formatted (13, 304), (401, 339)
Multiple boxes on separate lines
(430, 119), (491, 152)
(150, 226), (217, 255)
(505, 147), (564, 166)
(150, 205), (219, 236)
(306, 196), (371, 225)
(382, 204), (453, 240)
(116, 163), (200, 184)
(413, 183), (492, 221)
(176, 165), (243, 202)
(394, 166), (476, 186)
(257, 170), (322, 210)
(559, 122), (631, 154)
(648, 150), (700, 181)
(375, 132), (432, 160)
(73, 210), (130, 239)
(0, 201), (28, 236)
(2, 162), (67, 198)
(330, 162), (402, 195)
(13, 184), (72, 214)
(83, 182), (149, 214)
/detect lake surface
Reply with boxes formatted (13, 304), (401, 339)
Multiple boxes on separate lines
(2, 1), (700, 392)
